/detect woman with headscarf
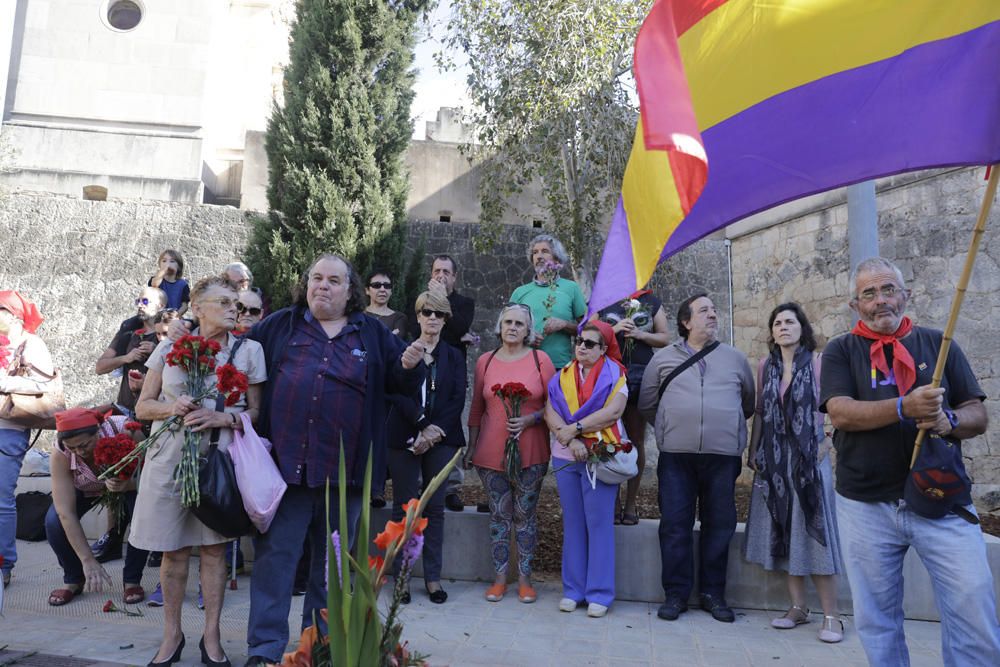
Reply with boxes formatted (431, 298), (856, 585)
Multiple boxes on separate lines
(45, 407), (150, 606)
(743, 303), (843, 643)
(545, 321), (629, 618)
(0, 291), (57, 588)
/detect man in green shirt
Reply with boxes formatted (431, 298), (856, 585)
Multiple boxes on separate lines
(509, 234), (587, 369)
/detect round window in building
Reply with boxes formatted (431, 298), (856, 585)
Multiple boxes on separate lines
(102, 0), (143, 32)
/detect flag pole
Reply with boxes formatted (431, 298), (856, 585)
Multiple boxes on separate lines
(911, 165), (1000, 468)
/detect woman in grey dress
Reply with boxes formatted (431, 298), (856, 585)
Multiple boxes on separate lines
(131, 276), (267, 666)
(743, 302), (843, 643)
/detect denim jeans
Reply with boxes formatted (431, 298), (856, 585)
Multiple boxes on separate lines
(44, 489), (148, 585)
(657, 451), (741, 600)
(246, 484), (363, 663)
(837, 493), (1000, 666)
(0, 428), (30, 577)
(386, 445), (455, 582)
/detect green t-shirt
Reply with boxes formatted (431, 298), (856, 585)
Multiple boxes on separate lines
(509, 278), (587, 368)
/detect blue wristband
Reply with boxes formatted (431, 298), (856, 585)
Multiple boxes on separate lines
(896, 396), (909, 423)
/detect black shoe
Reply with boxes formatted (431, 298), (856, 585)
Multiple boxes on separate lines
(199, 636), (231, 666)
(94, 534), (123, 563)
(244, 657), (274, 667)
(370, 494), (386, 509)
(657, 595), (688, 621)
(476, 502), (490, 513)
(444, 493), (464, 512)
(699, 593), (735, 623)
(400, 589), (411, 605)
(426, 584), (448, 604)
(147, 551), (162, 568)
(147, 635), (184, 666)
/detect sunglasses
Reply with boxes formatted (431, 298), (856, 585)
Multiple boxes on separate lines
(420, 309), (449, 319)
(369, 281), (392, 290)
(574, 336), (602, 350)
(236, 302), (263, 316)
(135, 297), (153, 306)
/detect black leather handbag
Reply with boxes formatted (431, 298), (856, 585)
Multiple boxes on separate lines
(190, 340), (252, 538)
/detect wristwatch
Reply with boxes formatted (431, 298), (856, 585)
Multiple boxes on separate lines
(944, 409), (959, 432)
(575, 421), (584, 434)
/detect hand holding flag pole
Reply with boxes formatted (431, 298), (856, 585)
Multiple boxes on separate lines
(910, 165), (1000, 468)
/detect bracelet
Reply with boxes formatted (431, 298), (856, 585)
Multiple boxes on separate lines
(896, 397), (910, 423)
(231, 412), (239, 428)
(534, 411), (542, 425)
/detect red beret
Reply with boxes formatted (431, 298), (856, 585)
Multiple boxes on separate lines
(55, 407), (104, 433)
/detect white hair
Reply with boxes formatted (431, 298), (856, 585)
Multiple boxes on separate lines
(850, 257), (905, 298)
(527, 234), (569, 265)
(224, 261), (253, 282)
(494, 303), (538, 345)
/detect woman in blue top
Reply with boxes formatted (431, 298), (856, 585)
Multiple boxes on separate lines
(149, 249), (190, 316)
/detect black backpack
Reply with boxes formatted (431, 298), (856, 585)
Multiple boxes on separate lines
(15, 491), (52, 541)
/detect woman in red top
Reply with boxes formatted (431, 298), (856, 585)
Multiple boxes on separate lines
(465, 304), (555, 604)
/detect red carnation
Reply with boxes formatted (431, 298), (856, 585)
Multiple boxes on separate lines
(103, 600), (114, 613)
(622, 442), (633, 454)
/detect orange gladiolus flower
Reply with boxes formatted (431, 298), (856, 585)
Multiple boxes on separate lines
(373, 519), (406, 551)
(281, 610), (328, 666)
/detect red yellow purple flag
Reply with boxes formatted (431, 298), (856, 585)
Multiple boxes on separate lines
(589, 0), (1000, 314)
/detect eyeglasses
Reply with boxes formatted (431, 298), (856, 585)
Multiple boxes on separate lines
(369, 281), (392, 290)
(420, 309), (449, 319)
(574, 337), (602, 350)
(857, 285), (902, 302)
(203, 297), (237, 309)
(236, 302), (263, 316)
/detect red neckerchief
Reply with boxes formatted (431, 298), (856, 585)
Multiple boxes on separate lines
(575, 356), (606, 406)
(627, 289), (651, 300)
(850, 316), (916, 395)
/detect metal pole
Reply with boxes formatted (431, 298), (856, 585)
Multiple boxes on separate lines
(725, 238), (734, 345)
(847, 181), (879, 265)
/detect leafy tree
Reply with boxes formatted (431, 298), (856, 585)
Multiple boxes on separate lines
(247, 0), (431, 308)
(442, 0), (648, 293)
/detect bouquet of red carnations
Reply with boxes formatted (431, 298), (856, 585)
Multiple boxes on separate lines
(492, 381), (533, 489)
(99, 335), (248, 509)
(93, 426), (142, 524)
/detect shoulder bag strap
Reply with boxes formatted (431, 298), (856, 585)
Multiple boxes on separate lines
(208, 337), (245, 448)
(657, 341), (720, 402)
(481, 348), (500, 375)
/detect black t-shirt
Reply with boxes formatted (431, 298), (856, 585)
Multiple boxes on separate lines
(819, 326), (984, 502)
(106, 319), (156, 409)
(597, 291), (662, 369)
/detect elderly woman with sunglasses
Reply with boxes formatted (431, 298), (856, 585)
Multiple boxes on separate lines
(130, 276), (267, 667)
(385, 291), (466, 604)
(44, 408), (150, 606)
(364, 268), (407, 337)
(545, 321), (629, 618)
(234, 290), (264, 335)
(465, 303), (556, 604)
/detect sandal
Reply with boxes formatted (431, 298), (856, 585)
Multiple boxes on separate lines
(124, 585), (146, 604)
(48, 584), (82, 606)
(818, 615), (844, 643)
(620, 511), (639, 526)
(771, 605), (810, 629)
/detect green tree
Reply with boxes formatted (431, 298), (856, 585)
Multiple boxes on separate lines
(442, 0), (648, 294)
(247, 0), (431, 308)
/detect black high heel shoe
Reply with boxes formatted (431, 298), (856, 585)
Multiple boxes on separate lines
(147, 635), (184, 666)
(426, 583), (448, 604)
(199, 636), (232, 666)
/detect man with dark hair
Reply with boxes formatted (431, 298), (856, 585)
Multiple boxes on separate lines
(821, 257), (999, 665)
(244, 254), (427, 667)
(638, 294), (754, 624)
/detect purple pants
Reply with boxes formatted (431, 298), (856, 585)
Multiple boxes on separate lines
(555, 460), (618, 607)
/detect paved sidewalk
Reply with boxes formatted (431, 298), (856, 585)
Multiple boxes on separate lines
(0, 540), (945, 666)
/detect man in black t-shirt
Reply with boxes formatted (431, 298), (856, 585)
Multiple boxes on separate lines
(95, 286), (167, 411)
(820, 257), (999, 665)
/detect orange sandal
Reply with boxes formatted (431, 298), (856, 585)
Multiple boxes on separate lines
(484, 583), (507, 602)
(518, 583), (537, 604)
(48, 585), (82, 606)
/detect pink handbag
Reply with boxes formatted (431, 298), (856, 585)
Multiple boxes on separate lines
(229, 413), (287, 533)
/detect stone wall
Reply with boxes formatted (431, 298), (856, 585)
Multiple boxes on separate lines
(729, 167), (1000, 506)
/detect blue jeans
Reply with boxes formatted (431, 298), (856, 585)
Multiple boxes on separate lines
(0, 428), (30, 577)
(246, 484), (363, 663)
(44, 489), (148, 585)
(555, 460), (618, 607)
(837, 493), (1000, 666)
(657, 452), (741, 600)
(386, 445), (455, 582)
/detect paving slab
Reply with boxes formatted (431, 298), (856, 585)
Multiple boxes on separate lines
(0, 540), (945, 666)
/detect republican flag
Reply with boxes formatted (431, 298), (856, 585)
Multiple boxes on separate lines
(590, 0), (1000, 314)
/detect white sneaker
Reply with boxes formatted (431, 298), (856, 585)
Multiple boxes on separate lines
(559, 597), (577, 612)
(587, 602), (608, 618)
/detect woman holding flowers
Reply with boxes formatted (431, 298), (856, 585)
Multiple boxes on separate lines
(385, 291), (466, 604)
(545, 321), (629, 618)
(45, 407), (149, 606)
(130, 276), (266, 667)
(465, 303), (555, 604)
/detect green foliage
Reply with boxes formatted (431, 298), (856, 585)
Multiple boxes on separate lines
(247, 0), (432, 309)
(442, 0), (649, 292)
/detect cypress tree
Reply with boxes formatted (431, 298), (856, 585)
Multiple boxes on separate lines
(246, 0), (429, 308)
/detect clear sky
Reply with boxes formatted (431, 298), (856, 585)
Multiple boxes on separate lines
(410, 2), (470, 139)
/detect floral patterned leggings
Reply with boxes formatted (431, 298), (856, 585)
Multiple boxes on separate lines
(476, 463), (548, 577)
